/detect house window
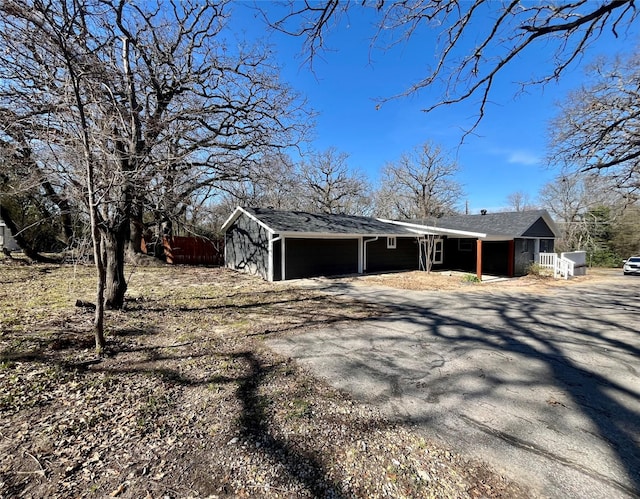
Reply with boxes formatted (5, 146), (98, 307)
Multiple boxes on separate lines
(433, 239), (444, 264)
(458, 239), (473, 252)
(387, 236), (397, 249)
(540, 239), (553, 253)
(522, 239), (530, 253)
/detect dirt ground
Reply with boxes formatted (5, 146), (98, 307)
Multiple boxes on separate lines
(317, 267), (621, 293)
(1, 259), (614, 498)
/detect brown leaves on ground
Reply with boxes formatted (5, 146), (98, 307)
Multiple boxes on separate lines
(334, 268), (620, 294)
(1, 263), (528, 498)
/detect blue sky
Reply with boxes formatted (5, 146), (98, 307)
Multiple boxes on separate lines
(230, 2), (638, 213)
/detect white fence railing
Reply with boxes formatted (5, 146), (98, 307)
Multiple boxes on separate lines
(539, 253), (576, 279)
(539, 253), (556, 269)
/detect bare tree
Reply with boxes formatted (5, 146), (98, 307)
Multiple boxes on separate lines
(266, 1), (638, 133)
(298, 148), (371, 215)
(0, 0), (308, 351)
(505, 191), (536, 212)
(611, 204), (640, 257)
(375, 141), (463, 220)
(218, 153), (305, 213)
(373, 141), (462, 273)
(549, 51), (640, 193)
(539, 171), (623, 252)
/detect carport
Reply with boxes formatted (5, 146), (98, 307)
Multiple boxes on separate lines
(273, 237), (360, 280)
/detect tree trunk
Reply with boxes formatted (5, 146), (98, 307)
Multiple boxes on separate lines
(103, 227), (128, 310)
(128, 199), (144, 255)
(94, 246), (107, 353)
(40, 178), (74, 243)
(86, 178), (106, 353)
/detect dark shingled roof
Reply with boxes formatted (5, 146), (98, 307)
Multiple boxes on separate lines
(244, 207), (417, 235)
(223, 207), (558, 239)
(434, 210), (556, 238)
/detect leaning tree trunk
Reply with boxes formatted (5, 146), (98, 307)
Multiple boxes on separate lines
(0, 202), (58, 262)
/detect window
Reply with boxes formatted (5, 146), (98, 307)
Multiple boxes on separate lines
(387, 236), (397, 249)
(458, 239), (473, 252)
(522, 239), (530, 253)
(433, 239), (443, 264)
(540, 239), (553, 253)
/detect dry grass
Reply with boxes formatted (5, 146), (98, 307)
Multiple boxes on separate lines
(329, 268), (620, 294)
(0, 261), (531, 498)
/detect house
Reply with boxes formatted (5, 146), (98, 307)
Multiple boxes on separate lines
(392, 209), (558, 278)
(0, 218), (19, 252)
(221, 207), (431, 281)
(222, 207), (558, 281)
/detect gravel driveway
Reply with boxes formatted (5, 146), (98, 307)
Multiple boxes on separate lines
(268, 273), (640, 498)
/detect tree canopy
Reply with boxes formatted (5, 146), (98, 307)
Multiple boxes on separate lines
(374, 141), (463, 220)
(0, 0), (309, 350)
(549, 51), (640, 195)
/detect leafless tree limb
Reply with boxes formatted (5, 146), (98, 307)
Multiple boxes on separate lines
(265, 1), (637, 136)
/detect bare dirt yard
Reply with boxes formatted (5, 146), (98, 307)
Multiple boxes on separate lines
(1, 259), (612, 498)
(327, 267), (620, 294)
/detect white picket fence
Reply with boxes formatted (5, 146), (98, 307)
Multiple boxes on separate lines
(539, 253), (575, 279)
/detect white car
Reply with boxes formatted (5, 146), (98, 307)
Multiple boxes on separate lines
(623, 256), (640, 275)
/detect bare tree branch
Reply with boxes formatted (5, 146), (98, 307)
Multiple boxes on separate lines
(374, 141), (463, 219)
(265, 1), (638, 136)
(549, 51), (640, 193)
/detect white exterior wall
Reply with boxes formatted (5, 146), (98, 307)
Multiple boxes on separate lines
(0, 220), (20, 252)
(561, 251), (587, 276)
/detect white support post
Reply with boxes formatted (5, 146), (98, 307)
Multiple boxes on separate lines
(281, 236), (286, 281)
(268, 236), (281, 282)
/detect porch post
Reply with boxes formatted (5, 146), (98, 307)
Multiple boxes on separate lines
(268, 238), (274, 282)
(281, 236), (286, 281)
(476, 239), (483, 280)
(508, 240), (515, 277)
(357, 237), (363, 274)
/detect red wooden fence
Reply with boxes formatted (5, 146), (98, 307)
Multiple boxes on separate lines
(161, 236), (223, 265)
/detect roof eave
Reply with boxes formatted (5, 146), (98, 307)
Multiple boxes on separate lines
(221, 206), (275, 234)
(540, 211), (561, 238)
(379, 219), (486, 238)
(274, 231), (416, 238)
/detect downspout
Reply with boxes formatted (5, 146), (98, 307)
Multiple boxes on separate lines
(269, 235), (282, 282)
(363, 236), (379, 273)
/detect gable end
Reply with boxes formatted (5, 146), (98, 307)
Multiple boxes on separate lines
(522, 217), (555, 238)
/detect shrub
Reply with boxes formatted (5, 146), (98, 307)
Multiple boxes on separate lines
(461, 274), (480, 283)
(527, 262), (552, 278)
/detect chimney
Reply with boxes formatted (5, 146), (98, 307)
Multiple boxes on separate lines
(480, 209), (487, 215)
